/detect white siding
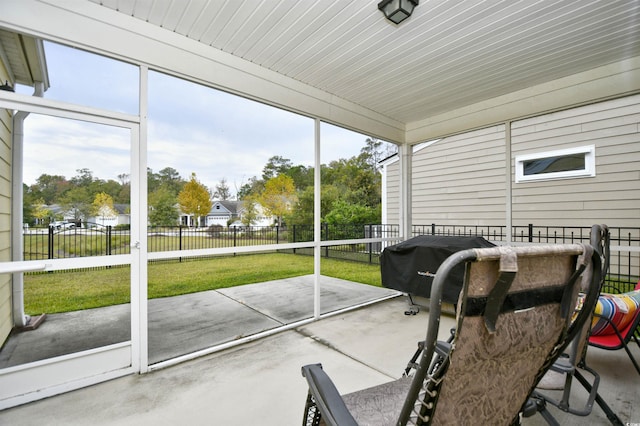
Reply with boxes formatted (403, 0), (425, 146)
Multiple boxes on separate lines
(511, 94), (640, 228)
(383, 160), (400, 225)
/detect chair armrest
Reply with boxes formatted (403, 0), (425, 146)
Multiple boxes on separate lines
(435, 340), (451, 357)
(301, 364), (358, 426)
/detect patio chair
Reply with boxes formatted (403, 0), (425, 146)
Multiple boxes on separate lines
(588, 281), (640, 376)
(528, 225), (625, 425)
(301, 243), (601, 425)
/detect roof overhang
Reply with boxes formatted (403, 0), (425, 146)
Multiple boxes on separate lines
(0, 29), (49, 91)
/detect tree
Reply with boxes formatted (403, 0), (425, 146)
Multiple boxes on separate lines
(259, 174), (296, 227)
(30, 197), (52, 226)
(236, 176), (264, 200)
(94, 179), (125, 202)
(147, 167), (160, 195)
(177, 173), (212, 227)
(360, 137), (383, 170)
(213, 178), (232, 200)
(324, 156), (381, 209)
(149, 187), (179, 226)
(91, 192), (116, 220)
(285, 184), (340, 225)
(148, 167), (185, 197)
(29, 174), (69, 204)
(157, 167), (184, 196)
(114, 173), (131, 204)
(359, 137), (397, 169)
(262, 156), (293, 181)
(240, 193), (259, 226)
(70, 168), (94, 188)
(59, 186), (92, 221)
(117, 173), (129, 186)
(286, 165), (313, 191)
(325, 200), (379, 225)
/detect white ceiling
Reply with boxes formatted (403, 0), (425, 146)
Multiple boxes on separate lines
(87, 0), (640, 126)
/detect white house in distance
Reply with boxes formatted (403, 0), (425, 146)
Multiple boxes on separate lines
(205, 200), (239, 227)
(206, 200), (273, 227)
(86, 204), (131, 228)
(179, 200), (274, 228)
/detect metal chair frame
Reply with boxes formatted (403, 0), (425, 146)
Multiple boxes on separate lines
(301, 244), (601, 426)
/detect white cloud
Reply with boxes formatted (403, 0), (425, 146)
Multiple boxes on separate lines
(23, 114), (131, 184)
(20, 41), (391, 196)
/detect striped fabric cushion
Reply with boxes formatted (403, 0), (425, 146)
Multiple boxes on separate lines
(591, 289), (640, 336)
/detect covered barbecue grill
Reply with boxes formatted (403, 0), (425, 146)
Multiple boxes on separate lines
(381, 235), (496, 307)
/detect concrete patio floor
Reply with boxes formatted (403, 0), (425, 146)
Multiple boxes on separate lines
(0, 280), (638, 425)
(0, 275), (399, 367)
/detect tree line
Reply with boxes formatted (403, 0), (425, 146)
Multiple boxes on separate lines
(24, 138), (395, 227)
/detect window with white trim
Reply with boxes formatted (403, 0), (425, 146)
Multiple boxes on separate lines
(515, 145), (596, 183)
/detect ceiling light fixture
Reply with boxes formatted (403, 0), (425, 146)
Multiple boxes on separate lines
(378, 0), (419, 25)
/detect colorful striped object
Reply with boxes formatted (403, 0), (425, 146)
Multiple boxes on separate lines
(591, 289), (640, 336)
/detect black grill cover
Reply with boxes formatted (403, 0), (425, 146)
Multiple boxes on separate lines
(381, 235), (496, 304)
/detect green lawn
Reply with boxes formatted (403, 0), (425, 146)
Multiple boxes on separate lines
(23, 253), (382, 314)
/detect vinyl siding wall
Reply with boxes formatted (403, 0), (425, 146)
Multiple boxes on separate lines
(0, 62), (13, 344)
(384, 125), (507, 226)
(382, 160), (400, 225)
(511, 94), (640, 228)
(384, 94), (639, 230)
(414, 125), (507, 224)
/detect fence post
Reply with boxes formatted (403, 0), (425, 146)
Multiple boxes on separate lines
(528, 223), (533, 243)
(324, 223), (329, 258)
(107, 226), (112, 255)
(368, 224), (373, 264)
(233, 226), (237, 248)
(431, 223), (436, 235)
(48, 226), (54, 259)
(179, 226), (183, 262)
(292, 225), (297, 254)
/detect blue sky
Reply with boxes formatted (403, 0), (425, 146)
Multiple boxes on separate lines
(19, 41), (389, 196)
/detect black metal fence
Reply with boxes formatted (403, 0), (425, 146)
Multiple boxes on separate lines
(23, 224), (132, 260)
(412, 223), (640, 293)
(279, 224), (401, 265)
(22, 223), (401, 261)
(410, 223), (638, 245)
(22, 222), (638, 291)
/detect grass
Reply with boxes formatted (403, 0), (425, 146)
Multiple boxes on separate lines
(23, 253), (383, 314)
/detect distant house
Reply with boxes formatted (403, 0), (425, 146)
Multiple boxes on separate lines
(86, 204), (130, 227)
(203, 200), (274, 228)
(33, 204), (130, 227)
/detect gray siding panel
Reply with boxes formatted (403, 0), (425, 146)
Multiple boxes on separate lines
(512, 94), (640, 228)
(393, 125), (507, 225)
(383, 93), (640, 230)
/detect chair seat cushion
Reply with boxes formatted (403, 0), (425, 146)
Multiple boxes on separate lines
(591, 289), (640, 336)
(341, 376), (412, 426)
